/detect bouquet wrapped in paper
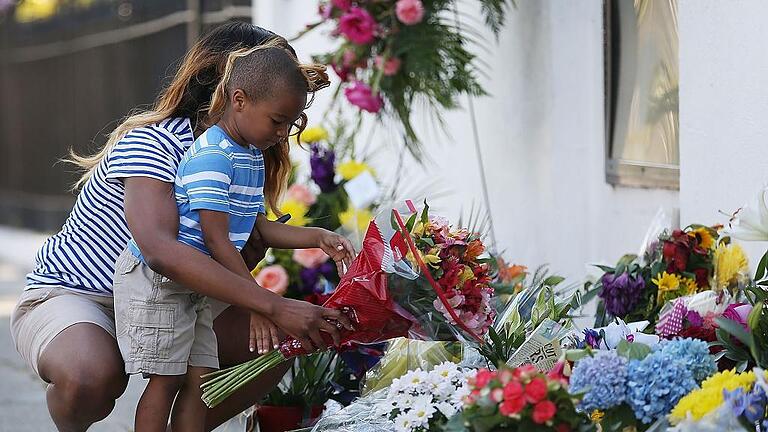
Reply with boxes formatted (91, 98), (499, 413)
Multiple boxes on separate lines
(201, 201), (496, 407)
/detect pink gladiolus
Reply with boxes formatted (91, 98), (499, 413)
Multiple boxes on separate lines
(255, 265), (289, 296)
(395, 0), (425, 25)
(331, 0), (352, 11)
(344, 81), (383, 113)
(375, 56), (402, 76)
(293, 248), (329, 269)
(287, 184), (317, 206)
(338, 7), (377, 45)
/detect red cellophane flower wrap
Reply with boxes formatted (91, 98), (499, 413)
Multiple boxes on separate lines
(201, 201), (495, 407)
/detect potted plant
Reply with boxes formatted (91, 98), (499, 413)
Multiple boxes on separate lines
(254, 351), (343, 432)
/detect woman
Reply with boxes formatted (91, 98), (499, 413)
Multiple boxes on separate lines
(10, 22), (350, 432)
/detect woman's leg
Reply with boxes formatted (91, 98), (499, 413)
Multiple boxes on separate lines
(37, 323), (129, 432)
(205, 305), (290, 431)
(135, 374), (185, 432)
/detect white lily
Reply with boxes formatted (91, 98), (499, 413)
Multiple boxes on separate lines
(724, 186), (768, 241)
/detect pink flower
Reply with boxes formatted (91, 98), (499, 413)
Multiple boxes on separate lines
(255, 265), (289, 296)
(344, 81), (383, 113)
(499, 397), (525, 416)
(722, 303), (753, 329)
(287, 184), (317, 206)
(395, 0), (425, 25)
(532, 400), (557, 424)
(473, 369), (496, 388)
(524, 378), (548, 403)
(503, 381), (523, 400)
(490, 388), (504, 402)
(375, 56), (402, 76)
(338, 7), (377, 45)
(293, 248), (329, 269)
(331, 0), (352, 11)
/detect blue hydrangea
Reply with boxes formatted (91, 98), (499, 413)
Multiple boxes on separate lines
(626, 351), (697, 424)
(653, 338), (716, 383)
(569, 351), (628, 412)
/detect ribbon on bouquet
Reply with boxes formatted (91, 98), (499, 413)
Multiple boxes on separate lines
(391, 207), (484, 344)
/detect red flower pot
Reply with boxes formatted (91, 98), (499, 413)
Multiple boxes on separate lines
(256, 405), (324, 432)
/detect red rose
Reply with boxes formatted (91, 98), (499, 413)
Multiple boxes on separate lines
(532, 400), (557, 424)
(524, 377), (549, 403)
(499, 397), (526, 416)
(503, 381), (524, 400)
(663, 240), (689, 273)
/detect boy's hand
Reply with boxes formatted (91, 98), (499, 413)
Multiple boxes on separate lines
(317, 230), (356, 276)
(249, 312), (281, 354)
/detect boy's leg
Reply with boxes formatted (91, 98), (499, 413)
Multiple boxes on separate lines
(135, 374), (185, 432)
(170, 366), (215, 432)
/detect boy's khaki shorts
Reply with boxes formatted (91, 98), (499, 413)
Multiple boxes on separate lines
(113, 249), (219, 376)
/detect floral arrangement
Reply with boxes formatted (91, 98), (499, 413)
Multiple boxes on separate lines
(202, 202), (496, 407)
(568, 338), (716, 427)
(591, 224), (729, 328)
(375, 362), (470, 431)
(452, 364), (585, 432)
(668, 369), (766, 431)
(295, 0), (514, 158)
(253, 124), (380, 302)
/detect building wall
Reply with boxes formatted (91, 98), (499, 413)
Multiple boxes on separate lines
(254, 0), (679, 279)
(679, 0), (768, 264)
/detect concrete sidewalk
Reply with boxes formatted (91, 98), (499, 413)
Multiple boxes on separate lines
(0, 225), (249, 431)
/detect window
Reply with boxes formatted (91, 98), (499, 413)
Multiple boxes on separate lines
(605, 0), (679, 189)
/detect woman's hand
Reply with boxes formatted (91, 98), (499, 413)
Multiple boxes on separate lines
(249, 312), (281, 354)
(271, 298), (354, 352)
(316, 230), (356, 276)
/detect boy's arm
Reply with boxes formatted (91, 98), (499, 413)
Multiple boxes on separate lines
(199, 210), (253, 281)
(256, 213), (356, 275)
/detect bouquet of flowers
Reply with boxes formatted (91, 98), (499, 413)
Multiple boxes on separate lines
(254, 124), (381, 302)
(295, 0), (514, 158)
(669, 368), (767, 431)
(201, 201), (496, 407)
(568, 338), (716, 429)
(591, 224), (723, 328)
(376, 362), (471, 431)
(448, 364), (585, 432)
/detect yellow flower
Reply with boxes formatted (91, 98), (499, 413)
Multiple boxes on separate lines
(689, 227), (715, 250)
(714, 243), (749, 289)
(337, 160), (375, 181)
(458, 266), (475, 284)
(653, 272), (682, 304)
(340, 207), (373, 234)
(681, 277), (699, 295)
(590, 410), (605, 423)
(299, 126), (328, 144)
(670, 370), (757, 424)
(422, 254), (442, 268)
(268, 199), (310, 226)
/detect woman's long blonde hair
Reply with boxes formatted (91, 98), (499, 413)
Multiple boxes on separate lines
(207, 42), (330, 213)
(67, 22), (295, 190)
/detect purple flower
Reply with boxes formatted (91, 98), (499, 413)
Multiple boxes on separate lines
(598, 272), (646, 317)
(686, 310), (704, 327)
(310, 144), (337, 192)
(299, 267), (321, 293)
(583, 328), (602, 349)
(319, 261), (336, 279)
(723, 303), (753, 330)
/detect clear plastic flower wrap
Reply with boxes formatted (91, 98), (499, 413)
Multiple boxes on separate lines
(201, 201), (496, 407)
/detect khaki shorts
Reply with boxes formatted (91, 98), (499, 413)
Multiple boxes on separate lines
(113, 249), (219, 376)
(10, 286), (116, 378)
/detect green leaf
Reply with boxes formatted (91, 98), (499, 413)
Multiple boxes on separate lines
(756, 250), (768, 281)
(593, 264), (616, 273)
(616, 340), (652, 360)
(420, 199), (430, 225)
(405, 213), (417, 232)
(716, 316), (755, 351)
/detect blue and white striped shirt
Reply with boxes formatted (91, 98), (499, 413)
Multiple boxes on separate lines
(128, 125), (265, 260)
(26, 118), (194, 296)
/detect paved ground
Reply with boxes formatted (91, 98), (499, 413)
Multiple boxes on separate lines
(0, 226), (249, 432)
